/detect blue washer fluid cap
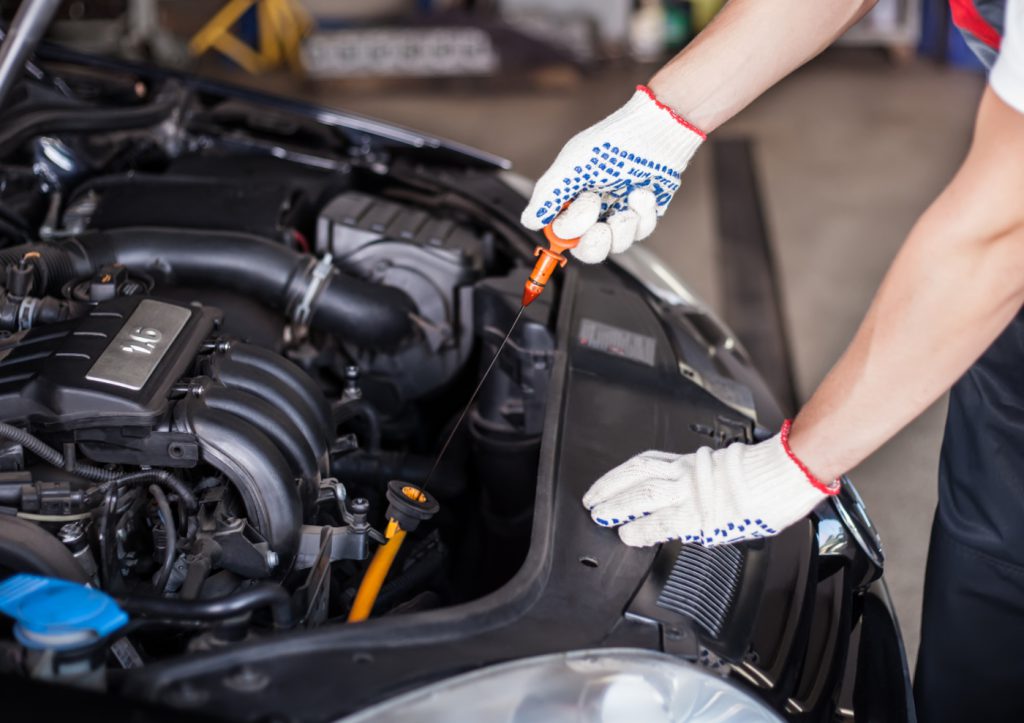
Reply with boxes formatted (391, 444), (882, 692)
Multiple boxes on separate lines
(0, 574), (127, 650)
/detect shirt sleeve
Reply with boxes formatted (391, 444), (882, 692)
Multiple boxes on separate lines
(991, 0), (1024, 113)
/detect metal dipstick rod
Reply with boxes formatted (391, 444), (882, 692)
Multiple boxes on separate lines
(421, 304), (525, 492)
(421, 217), (581, 493)
(351, 214), (579, 622)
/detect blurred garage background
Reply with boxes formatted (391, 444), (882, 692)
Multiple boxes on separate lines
(12, 0), (988, 667)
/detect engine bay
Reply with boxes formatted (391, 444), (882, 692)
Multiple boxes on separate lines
(0, 63), (558, 683)
(0, 48), (913, 723)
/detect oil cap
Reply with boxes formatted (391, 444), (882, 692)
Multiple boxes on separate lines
(0, 574), (127, 650)
(385, 480), (439, 534)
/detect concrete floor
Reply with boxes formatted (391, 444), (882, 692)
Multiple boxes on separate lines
(233, 52), (985, 667)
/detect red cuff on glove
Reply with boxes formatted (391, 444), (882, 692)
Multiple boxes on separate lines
(780, 420), (840, 496)
(635, 85), (708, 140)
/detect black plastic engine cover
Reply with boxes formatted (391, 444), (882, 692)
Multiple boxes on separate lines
(0, 296), (219, 429)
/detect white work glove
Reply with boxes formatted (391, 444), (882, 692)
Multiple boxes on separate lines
(582, 421), (840, 547)
(521, 85), (705, 264)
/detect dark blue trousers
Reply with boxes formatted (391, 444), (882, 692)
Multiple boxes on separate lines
(915, 308), (1024, 722)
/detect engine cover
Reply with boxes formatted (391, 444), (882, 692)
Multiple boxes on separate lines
(0, 294), (321, 566)
(0, 296), (218, 429)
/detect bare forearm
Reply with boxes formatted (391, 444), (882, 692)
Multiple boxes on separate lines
(650, 0), (875, 132)
(791, 216), (1024, 480)
(789, 89), (1024, 481)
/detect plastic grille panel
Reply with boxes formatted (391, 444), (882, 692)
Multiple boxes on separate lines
(656, 543), (745, 637)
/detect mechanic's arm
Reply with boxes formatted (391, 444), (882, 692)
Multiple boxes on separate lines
(790, 87), (1024, 480)
(650, 0), (875, 132)
(522, 0), (876, 261)
(584, 88), (1024, 547)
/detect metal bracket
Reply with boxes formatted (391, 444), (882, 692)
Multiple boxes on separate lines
(292, 253), (334, 326)
(76, 429), (200, 468)
(294, 524), (373, 570)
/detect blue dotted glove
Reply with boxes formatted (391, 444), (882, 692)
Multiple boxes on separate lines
(582, 422), (839, 547)
(521, 85), (705, 263)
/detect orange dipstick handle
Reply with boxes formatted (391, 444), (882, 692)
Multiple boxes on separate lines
(522, 222), (580, 307)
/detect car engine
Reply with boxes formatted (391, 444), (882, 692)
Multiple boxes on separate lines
(0, 65), (555, 683)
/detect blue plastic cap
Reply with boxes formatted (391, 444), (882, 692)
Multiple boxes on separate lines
(0, 574), (127, 650)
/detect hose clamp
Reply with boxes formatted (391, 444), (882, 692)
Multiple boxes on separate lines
(292, 253), (334, 327)
(17, 296), (37, 330)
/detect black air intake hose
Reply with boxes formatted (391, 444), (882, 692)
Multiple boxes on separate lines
(0, 230), (416, 350)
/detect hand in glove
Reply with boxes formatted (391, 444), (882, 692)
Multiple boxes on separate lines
(521, 85), (705, 264)
(582, 421), (840, 547)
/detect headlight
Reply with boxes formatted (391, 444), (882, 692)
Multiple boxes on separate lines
(340, 648), (782, 723)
